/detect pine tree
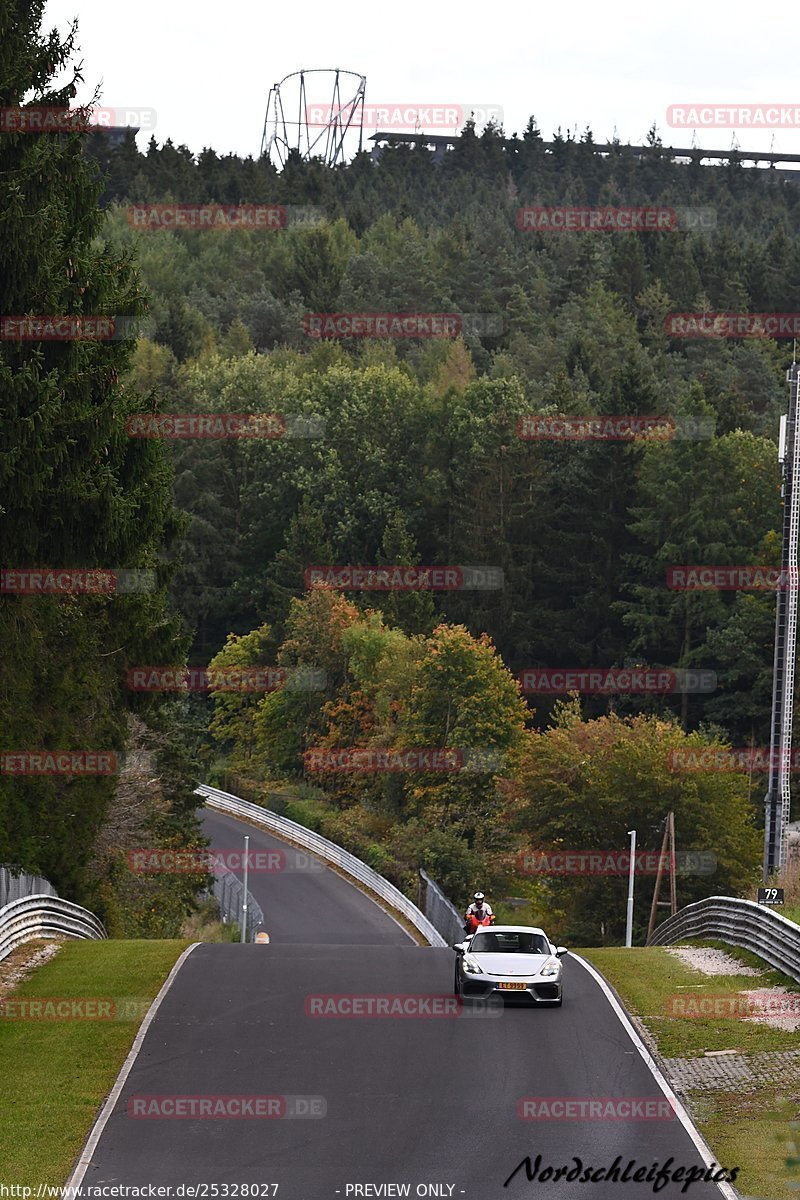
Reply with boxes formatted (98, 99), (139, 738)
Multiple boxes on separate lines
(0, 1), (186, 900)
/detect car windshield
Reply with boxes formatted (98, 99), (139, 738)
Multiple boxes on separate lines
(470, 931), (551, 955)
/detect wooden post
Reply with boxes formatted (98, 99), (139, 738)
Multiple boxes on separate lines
(647, 816), (671, 943)
(668, 811), (678, 917)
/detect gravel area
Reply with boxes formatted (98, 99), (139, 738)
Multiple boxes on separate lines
(0, 939), (62, 996)
(664, 944), (763, 976)
(739, 986), (800, 1031)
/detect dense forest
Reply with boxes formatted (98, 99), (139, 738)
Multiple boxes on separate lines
(2, 4), (795, 941)
(102, 123), (790, 748)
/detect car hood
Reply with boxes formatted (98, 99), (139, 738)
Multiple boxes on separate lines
(468, 952), (555, 976)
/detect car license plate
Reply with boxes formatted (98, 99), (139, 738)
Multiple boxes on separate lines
(497, 982), (526, 990)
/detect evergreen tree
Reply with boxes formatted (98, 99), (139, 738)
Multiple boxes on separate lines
(0, 1), (187, 899)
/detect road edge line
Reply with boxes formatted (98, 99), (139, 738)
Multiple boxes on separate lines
(65, 941), (201, 1187)
(571, 952), (740, 1199)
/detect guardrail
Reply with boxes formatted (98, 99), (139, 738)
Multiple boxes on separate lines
(0, 894), (107, 961)
(648, 895), (800, 984)
(196, 784), (447, 947)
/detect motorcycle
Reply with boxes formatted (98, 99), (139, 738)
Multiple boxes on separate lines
(464, 910), (496, 936)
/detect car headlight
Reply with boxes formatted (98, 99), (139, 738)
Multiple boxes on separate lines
(539, 960), (560, 977)
(463, 956), (484, 974)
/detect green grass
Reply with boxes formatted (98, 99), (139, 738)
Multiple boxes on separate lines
(584, 940), (799, 1057)
(0, 939), (190, 1184)
(579, 940), (800, 1199)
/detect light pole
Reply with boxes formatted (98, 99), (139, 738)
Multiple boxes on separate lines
(240, 834), (250, 943)
(625, 830), (636, 948)
(764, 361), (800, 882)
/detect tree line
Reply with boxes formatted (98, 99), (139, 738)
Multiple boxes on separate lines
(1, 3), (784, 935)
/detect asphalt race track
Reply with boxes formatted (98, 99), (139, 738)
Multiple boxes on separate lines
(72, 807), (738, 1199)
(199, 807), (410, 946)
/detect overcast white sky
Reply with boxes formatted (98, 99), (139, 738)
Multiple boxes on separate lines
(40, 0), (800, 163)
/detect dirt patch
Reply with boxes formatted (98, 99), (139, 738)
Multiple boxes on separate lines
(665, 945), (763, 976)
(0, 939), (62, 997)
(739, 986), (800, 1031)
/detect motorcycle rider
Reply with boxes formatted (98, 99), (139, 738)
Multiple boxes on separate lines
(464, 891), (494, 933)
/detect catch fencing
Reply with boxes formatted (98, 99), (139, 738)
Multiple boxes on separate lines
(208, 861), (265, 941)
(419, 869), (464, 945)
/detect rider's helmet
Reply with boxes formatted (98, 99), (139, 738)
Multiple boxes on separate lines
(473, 891), (485, 905)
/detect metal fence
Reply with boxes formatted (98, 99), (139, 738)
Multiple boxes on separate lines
(196, 784), (446, 947)
(419, 869), (464, 945)
(0, 867), (57, 909)
(0, 894), (107, 961)
(209, 862), (264, 941)
(647, 895), (800, 984)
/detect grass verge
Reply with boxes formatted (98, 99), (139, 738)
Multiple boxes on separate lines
(580, 941), (800, 1199)
(0, 938), (190, 1184)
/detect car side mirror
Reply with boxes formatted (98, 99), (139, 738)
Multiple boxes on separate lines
(453, 942), (467, 954)
(555, 946), (568, 957)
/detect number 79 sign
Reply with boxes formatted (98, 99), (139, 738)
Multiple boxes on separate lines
(757, 887), (784, 905)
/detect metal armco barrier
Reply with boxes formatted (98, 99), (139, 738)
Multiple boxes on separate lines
(648, 895), (800, 984)
(196, 784), (447, 947)
(0, 894), (107, 961)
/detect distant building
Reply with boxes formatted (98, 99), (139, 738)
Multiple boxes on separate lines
(369, 130), (800, 179)
(88, 125), (139, 148)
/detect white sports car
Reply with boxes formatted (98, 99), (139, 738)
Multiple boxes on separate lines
(453, 925), (567, 1006)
